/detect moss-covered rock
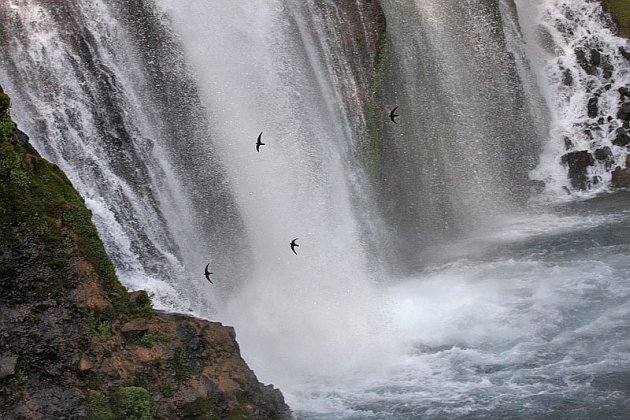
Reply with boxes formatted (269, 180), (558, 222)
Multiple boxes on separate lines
(602, 0), (630, 38)
(116, 386), (155, 420)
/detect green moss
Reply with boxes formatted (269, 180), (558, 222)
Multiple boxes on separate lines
(0, 92), (159, 318)
(173, 347), (192, 381)
(602, 0), (630, 38)
(49, 256), (67, 269)
(159, 382), (174, 398)
(84, 371), (101, 390)
(116, 386), (155, 420)
(130, 290), (155, 319)
(362, 24), (389, 179)
(88, 395), (115, 420)
(134, 332), (171, 348)
(0, 91), (10, 115)
(84, 313), (113, 342)
(227, 407), (250, 420)
(152, 358), (163, 370)
(181, 397), (218, 420)
(8, 357), (28, 387)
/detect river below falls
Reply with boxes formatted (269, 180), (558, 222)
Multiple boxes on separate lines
(284, 191), (630, 419)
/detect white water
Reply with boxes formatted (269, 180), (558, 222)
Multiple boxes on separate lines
(289, 198), (630, 418)
(156, 0), (396, 384)
(3, 0), (630, 418)
(520, 0), (630, 197)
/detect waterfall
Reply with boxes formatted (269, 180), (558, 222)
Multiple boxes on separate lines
(3, 0), (630, 416)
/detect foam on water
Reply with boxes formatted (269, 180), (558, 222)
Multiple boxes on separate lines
(290, 206), (630, 418)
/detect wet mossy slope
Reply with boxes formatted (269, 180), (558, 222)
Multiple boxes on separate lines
(0, 87), (290, 419)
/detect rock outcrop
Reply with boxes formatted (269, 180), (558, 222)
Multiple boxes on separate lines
(0, 87), (290, 419)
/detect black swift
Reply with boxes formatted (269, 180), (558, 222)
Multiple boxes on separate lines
(290, 238), (299, 255)
(389, 106), (400, 124)
(204, 263), (213, 284)
(256, 132), (265, 152)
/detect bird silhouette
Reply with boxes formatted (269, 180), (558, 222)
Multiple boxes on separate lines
(389, 106), (400, 124)
(256, 131), (265, 152)
(290, 238), (299, 255)
(204, 263), (213, 284)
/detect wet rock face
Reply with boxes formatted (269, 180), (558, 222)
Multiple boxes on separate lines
(0, 94), (290, 419)
(612, 166), (630, 188)
(595, 146), (613, 160)
(618, 102), (630, 121)
(562, 150), (595, 189)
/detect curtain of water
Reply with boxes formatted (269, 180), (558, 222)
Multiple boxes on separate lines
(370, 0), (542, 271)
(0, 0), (246, 314)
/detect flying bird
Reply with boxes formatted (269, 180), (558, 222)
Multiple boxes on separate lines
(256, 131), (265, 152)
(290, 238), (299, 255)
(389, 106), (400, 124)
(204, 263), (213, 284)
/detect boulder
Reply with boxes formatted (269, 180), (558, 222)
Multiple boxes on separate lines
(77, 355), (93, 372)
(620, 46), (630, 62)
(0, 357), (18, 379)
(594, 147), (612, 160)
(617, 102), (630, 121)
(613, 128), (630, 146)
(591, 49), (601, 66)
(612, 166), (630, 188)
(120, 319), (151, 340)
(587, 97), (599, 118)
(575, 48), (597, 75)
(561, 150), (594, 189)
(562, 68), (573, 86)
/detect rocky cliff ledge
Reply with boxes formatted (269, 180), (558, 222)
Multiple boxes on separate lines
(0, 87), (290, 419)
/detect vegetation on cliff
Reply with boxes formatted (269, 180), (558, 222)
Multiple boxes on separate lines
(0, 87), (290, 419)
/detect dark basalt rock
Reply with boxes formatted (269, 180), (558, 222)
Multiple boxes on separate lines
(590, 48), (602, 67)
(575, 48), (598, 75)
(0, 357), (18, 380)
(620, 46), (630, 62)
(595, 146), (613, 160)
(618, 102), (630, 121)
(564, 136), (574, 150)
(612, 166), (630, 188)
(588, 97), (599, 118)
(562, 68), (573, 86)
(562, 150), (595, 189)
(613, 128), (630, 146)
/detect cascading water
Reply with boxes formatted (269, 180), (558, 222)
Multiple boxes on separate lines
(2, 0), (630, 418)
(0, 0), (247, 313)
(520, 0), (630, 196)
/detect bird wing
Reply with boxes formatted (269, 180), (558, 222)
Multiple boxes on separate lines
(257, 132), (263, 142)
